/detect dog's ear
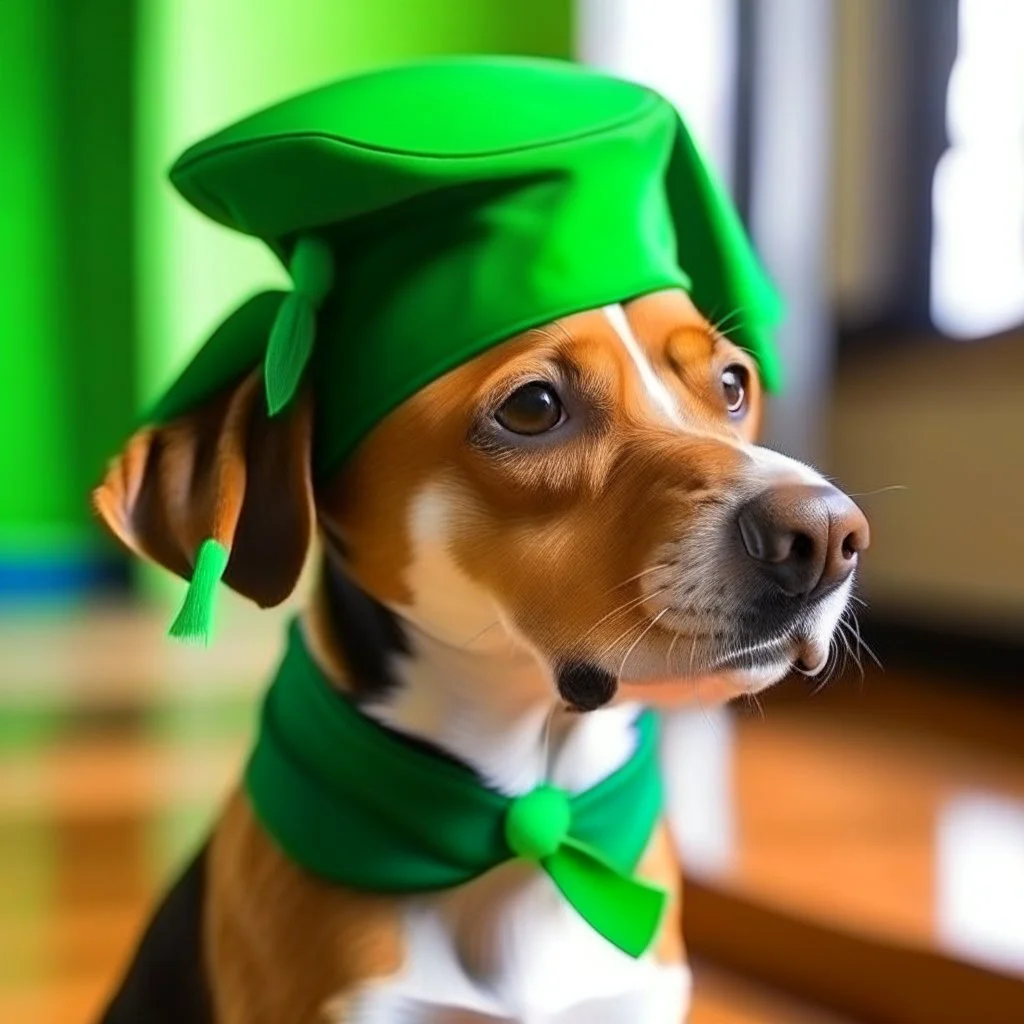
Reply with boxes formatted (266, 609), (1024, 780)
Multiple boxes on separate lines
(93, 369), (315, 610)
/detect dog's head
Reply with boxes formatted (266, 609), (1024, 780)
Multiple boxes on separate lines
(95, 287), (867, 711)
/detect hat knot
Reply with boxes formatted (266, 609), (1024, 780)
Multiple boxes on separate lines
(505, 785), (572, 862)
(289, 235), (333, 304)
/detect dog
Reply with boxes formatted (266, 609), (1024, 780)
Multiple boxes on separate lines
(94, 286), (868, 1023)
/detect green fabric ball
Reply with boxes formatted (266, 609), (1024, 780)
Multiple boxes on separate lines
(505, 785), (573, 862)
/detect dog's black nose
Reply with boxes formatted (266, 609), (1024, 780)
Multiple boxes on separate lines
(736, 483), (869, 598)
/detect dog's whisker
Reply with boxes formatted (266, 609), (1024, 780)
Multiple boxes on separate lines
(745, 692), (766, 720)
(596, 618), (650, 663)
(686, 624), (699, 680)
(665, 629), (681, 676)
(840, 615), (865, 680)
(833, 630), (849, 681)
(706, 304), (752, 338)
(574, 587), (667, 647)
(461, 619), (502, 649)
(617, 608), (669, 679)
(712, 312), (759, 342)
(850, 613), (883, 671)
(603, 563), (670, 595)
(835, 620), (855, 676)
(838, 626), (859, 682)
(694, 688), (721, 737)
(810, 639), (837, 696)
(841, 613), (868, 693)
(845, 484), (909, 500)
(809, 641), (837, 696)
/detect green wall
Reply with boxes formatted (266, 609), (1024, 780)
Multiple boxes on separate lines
(0, 0), (571, 595)
(0, 0), (136, 575)
(0, 1), (65, 552)
(133, 0), (572, 600)
(136, 0), (573, 407)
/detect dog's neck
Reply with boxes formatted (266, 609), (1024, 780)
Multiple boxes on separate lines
(309, 561), (642, 797)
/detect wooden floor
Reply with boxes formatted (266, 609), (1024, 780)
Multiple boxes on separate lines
(1, 600), (1022, 1022)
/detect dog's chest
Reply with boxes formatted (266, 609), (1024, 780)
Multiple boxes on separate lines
(342, 863), (685, 1022)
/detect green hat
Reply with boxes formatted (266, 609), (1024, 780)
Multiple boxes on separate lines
(150, 55), (784, 643)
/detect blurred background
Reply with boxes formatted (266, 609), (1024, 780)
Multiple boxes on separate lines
(1, 1), (1022, 1021)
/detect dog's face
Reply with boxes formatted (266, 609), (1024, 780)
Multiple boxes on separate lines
(96, 287), (867, 712)
(319, 289), (868, 709)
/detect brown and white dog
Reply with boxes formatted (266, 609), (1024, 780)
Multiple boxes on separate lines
(95, 288), (868, 1023)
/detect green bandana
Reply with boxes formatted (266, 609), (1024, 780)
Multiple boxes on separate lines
(245, 620), (668, 958)
(139, 56), (783, 643)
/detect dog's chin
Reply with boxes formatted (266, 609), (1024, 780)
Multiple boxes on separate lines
(614, 626), (839, 708)
(722, 658), (793, 693)
(626, 578), (853, 704)
(713, 632), (831, 691)
(616, 656), (792, 708)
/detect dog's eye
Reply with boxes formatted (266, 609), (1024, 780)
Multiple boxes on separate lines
(721, 365), (748, 416)
(495, 382), (564, 435)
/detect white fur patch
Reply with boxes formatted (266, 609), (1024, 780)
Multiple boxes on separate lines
(603, 304), (683, 425)
(745, 442), (830, 487)
(367, 483), (646, 797)
(400, 484), (503, 649)
(342, 878), (691, 1022)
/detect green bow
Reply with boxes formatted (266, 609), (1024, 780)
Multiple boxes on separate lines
(505, 785), (668, 957)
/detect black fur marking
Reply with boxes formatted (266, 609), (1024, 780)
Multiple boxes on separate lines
(557, 661), (618, 711)
(322, 560), (410, 700)
(97, 844), (212, 1024)
(322, 561), (480, 776)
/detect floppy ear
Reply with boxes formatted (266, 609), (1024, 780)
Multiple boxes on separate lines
(93, 369), (315, 610)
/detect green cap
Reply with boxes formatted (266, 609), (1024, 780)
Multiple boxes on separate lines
(147, 55), (784, 642)
(155, 55), (782, 468)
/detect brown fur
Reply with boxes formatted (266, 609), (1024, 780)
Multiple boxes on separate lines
(94, 371), (315, 609)
(206, 789), (404, 1024)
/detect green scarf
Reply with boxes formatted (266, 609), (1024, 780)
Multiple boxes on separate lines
(244, 620), (668, 958)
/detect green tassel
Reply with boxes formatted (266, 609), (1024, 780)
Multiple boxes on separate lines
(168, 538), (230, 645)
(264, 235), (333, 415)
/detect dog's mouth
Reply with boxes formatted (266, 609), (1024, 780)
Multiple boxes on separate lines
(701, 603), (842, 677)
(559, 624), (839, 712)
(599, 574), (855, 704)
(703, 628), (831, 686)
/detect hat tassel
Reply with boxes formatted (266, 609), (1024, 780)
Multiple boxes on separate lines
(265, 294), (315, 415)
(168, 538), (230, 645)
(264, 235), (334, 415)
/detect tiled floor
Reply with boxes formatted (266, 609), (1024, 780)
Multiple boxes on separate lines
(1, 600), (1022, 1021)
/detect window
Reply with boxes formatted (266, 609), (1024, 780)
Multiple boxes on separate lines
(931, 0), (1024, 338)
